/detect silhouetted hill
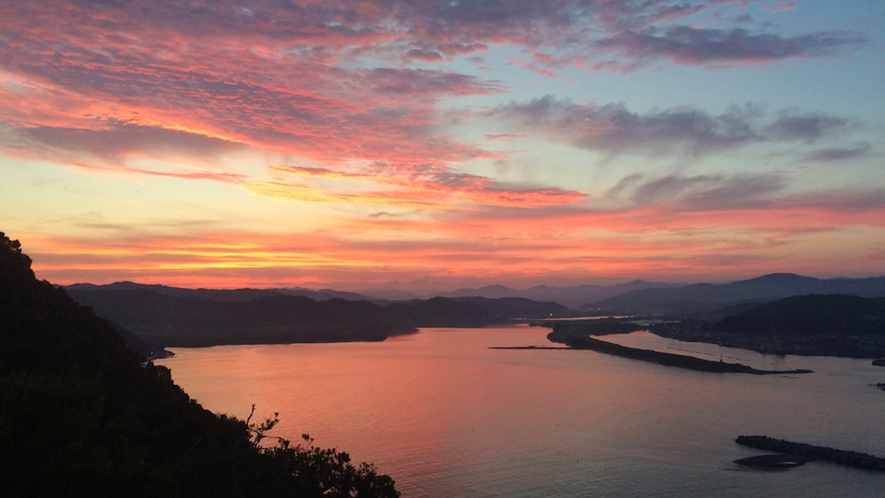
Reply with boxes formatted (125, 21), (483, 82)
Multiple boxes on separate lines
(280, 286), (372, 301)
(0, 231), (399, 497)
(71, 288), (392, 346)
(438, 280), (678, 309)
(446, 284), (518, 299)
(652, 294), (885, 357)
(716, 294), (885, 337)
(67, 281), (373, 303)
(384, 297), (498, 328)
(110, 321), (172, 359)
(68, 286), (565, 347)
(69, 289), (396, 346)
(583, 273), (885, 315)
(451, 296), (570, 319)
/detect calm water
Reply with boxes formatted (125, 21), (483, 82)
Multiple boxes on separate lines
(158, 326), (885, 497)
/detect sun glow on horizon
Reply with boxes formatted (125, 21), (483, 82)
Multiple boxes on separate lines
(1, 1), (883, 289)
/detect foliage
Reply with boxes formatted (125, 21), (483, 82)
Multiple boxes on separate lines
(0, 231), (400, 497)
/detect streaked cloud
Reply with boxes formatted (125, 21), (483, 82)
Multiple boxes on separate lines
(24, 184), (885, 288)
(799, 143), (872, 163)
(16, 121), (248, 160)
(249, 164), (589, 209)
(1, 0), (883, 288)
(489, 96), (854, 157)
(595, 27), (866, 68)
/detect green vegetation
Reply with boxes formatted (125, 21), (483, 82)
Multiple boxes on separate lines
(0, 232), (399, 497)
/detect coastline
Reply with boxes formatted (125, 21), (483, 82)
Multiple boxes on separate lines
(736, 435), (885, 472)
(548, 332), (812, 375)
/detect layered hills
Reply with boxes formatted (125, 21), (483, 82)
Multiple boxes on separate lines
(582, 273), (885, 315)
(67, 283), (570, 347)
(547, 294), (885, 358)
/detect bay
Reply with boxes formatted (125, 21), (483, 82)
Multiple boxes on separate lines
(158, 325), (885, 497)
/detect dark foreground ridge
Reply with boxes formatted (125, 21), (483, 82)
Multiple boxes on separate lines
(548, 333), (812, 375)
(0, 231), (399, 497)
(736, 436), (885, 472)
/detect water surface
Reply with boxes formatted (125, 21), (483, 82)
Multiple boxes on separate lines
(159, 326), (885, 497)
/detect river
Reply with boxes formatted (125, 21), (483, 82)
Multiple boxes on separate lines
(158, 325), (885, 497)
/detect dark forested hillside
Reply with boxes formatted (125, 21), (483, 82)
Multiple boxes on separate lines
(0, 232), (399, 497)
(450, 296), (570, 319)
(652, 294), (885, 357)
(67, 288), (401, 346)
(68, 284), (569, 347)
(715, 294), (885, 337)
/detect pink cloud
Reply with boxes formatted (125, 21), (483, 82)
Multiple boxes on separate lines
(25, 183), (885, 288)
(250, 164), (589, 209)
(774, 2), (798, 13)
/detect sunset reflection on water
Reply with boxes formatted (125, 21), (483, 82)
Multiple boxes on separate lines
(159, 326), (885, 497)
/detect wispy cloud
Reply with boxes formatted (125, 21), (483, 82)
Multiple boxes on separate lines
(2, 0), (882, 287)
(799, 143), (872, 163)
(620, 173), (786, 210)
(16, 121), (248, 160)
(488, 96), (854, 157)
(248, 164), (589, 209)
(22, 179), (885, 289)
(595, 27), (866, 68)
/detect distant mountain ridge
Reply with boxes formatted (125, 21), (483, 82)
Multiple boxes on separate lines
(67, 284), (570, 347)
(67, 280), (681, 310)
(583, 273), (885, 315)
(66, 281), (373, 303)
(67, 273), (885, 322)
(434, 280), (680, 309)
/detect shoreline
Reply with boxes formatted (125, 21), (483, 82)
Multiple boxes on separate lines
(736, 435), (885, 472)
(549, 333), (812, 375)
(488, 346), (570, 350)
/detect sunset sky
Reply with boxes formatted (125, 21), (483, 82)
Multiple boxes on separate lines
(1, 0), (883, 291)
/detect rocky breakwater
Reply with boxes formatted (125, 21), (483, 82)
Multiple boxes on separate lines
(736, 436), (885, 472)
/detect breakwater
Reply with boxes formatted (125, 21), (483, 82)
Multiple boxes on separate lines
(556, 335), (812, 375)
(736, 435), (885, 472)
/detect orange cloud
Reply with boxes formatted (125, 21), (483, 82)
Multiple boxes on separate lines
(22, 183), (884, 290)
(250, 164), (589, 209)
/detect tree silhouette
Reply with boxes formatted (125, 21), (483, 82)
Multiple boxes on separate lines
(0, 230), (400, 497)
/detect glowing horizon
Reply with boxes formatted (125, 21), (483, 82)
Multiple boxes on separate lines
(2, 1), (883, 291)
